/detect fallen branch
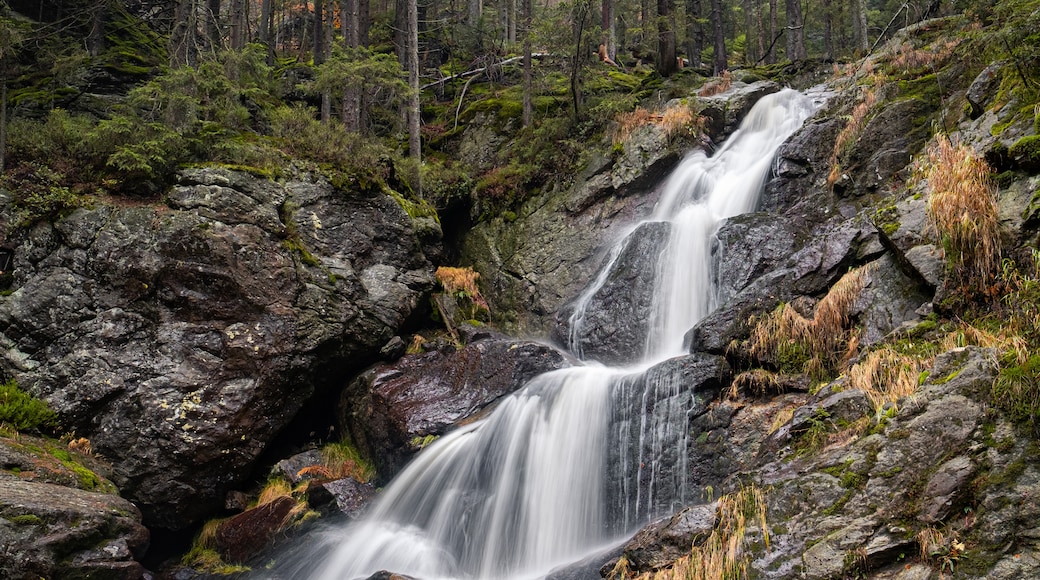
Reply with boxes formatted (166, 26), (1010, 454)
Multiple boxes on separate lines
(422, 53), (550, 90)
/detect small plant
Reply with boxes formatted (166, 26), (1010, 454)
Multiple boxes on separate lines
(0, 380), (58, 434)
(612, 102), (704, 147)
(915, 134), (1001, 301)
(435, 266), (490, 323)
(321, 439), (376, 483)
(917, 527), (965, 573)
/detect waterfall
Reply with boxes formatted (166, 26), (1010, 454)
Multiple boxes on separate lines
(273, 88), (819, 580)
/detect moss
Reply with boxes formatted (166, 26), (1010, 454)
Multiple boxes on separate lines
(8, 514), (43, 526)
(1009, 135), (1040, 171)
(0, 380), (58, 434)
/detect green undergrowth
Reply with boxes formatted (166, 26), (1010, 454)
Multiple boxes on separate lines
(0, 380), (57, 434)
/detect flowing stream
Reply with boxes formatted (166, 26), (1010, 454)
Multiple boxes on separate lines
(275, 88), (818, 580)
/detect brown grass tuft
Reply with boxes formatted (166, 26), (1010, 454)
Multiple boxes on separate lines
(697, 70), (732, 97)
(436, 266), (489, 312)
(321, 440), (376, 483)
(749, 265), (874, 378)
(613, 103), (704, 147)
(827, 87), (878, 187)
(633, 484), (768, 580)
(915, 135), (1000, 300)
(847, 347), (929, 415)
(67, 437), (93, 455)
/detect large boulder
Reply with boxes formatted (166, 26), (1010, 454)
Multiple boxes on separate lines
(342, 329), (572, 477)
(0, 167), (435, 529)
(0, 479), (149, 580)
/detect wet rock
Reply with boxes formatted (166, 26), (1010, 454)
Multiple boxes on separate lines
(919, 455), (975, 524)
(699, 81), (781, 138)
(853, 255), (932, 345)
(713, 214), (801, 305)
(0, 167), (435, 529)
(555, 221), (671, 364)
(342, 331), (571, 477)
(0, 479), (149, 580)
(608, 503), (718, 573)
(307, 478), (376, 518)
(546, 544), (624, 580)
(761, 117), (843, 220)
(275, 450), (326, 485)
(609, 354), (731, 522)
(215, 495), (296, 564)
(364, 571), (416, 580)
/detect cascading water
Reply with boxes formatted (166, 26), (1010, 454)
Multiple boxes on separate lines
(271, 88), (819, 580)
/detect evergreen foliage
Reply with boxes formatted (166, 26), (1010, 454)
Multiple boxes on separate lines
(0, 379), (57, 434)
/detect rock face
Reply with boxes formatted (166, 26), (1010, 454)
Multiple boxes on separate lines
(342, 329), (572, 477)
(0, 167), (435, 529)
(555, 221), (671, 364)
(0, 479), (149, 580)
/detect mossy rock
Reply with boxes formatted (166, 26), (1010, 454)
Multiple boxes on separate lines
(1009, 135), (1040, 172)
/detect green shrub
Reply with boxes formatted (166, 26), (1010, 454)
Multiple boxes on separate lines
(0, 380), (57, 434)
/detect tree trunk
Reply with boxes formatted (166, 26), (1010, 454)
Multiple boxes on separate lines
(710, 0), (726, 74)
(206, 0), (221, 47)
(468, 0), (482, 27)
(756, 0), (765, 63)
(259, 0), (274, 61)
(522, 0), (533, 127)
(360, 0), (371, 45)
(571, 2), (588, 120)
(88, 2), (108, 57)
(686, 0), (702, 68)
(823, 0), (833, 59)
(171, 0), (199, 67)
(766, 0), (776, 63)
(1, 77), (7, 174)
(314, 0), (325, 64)
(784, 0), (805, 60)
(853, 0), (869, 53)
(407, 0), (421, 194)
(657, 0), (676, 75)
(743, 0), (754, 64)
(601, 0), (615, 61)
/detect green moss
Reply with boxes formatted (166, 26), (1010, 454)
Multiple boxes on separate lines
(1009, 135), (1040, 171)
(8, 514), (43, 526)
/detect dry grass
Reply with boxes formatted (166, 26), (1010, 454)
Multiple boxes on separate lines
(749, 265), (874, 378)
(66, 437), (93, 455)
(890, 39), (960, 72)
(847, 347), (929, 415)
(634, 485), (768, 580)
(613, 103), (704, 146)
(915, 135), (1000, 299)
(256, 477), (293, 506)
(697, 71), (732, 97)
(942, 321), (1027, 364)
(767, 406), (797, 435)
(436, 266), (489, 313)
(732, 369), (779, 397)
(827, 87), (878, 187)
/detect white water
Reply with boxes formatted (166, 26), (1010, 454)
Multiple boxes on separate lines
(287, 88), (818, 580)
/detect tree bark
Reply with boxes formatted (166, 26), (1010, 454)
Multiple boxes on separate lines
(710, 0), (726, 74)
(766, 0), (776, 63)
(171, 0), (199, 67)
(784, 0), (805, 60)
(314, 0), (326, 64)
(571, 1), (589, 120)
(522, 0), (533, 127)
(468, 0), (482, 27)
(853, 0), (869, 53)
(87, 1), (108, 57)
(657, 0), (676, 75)
(601, 0), (615, 61)
(822, 0), (833, 59)
(686, 0), (702, 68)
(407, 0), (422, 194)
(206, 0), (221, 47)
(743, 0), (754, 64)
